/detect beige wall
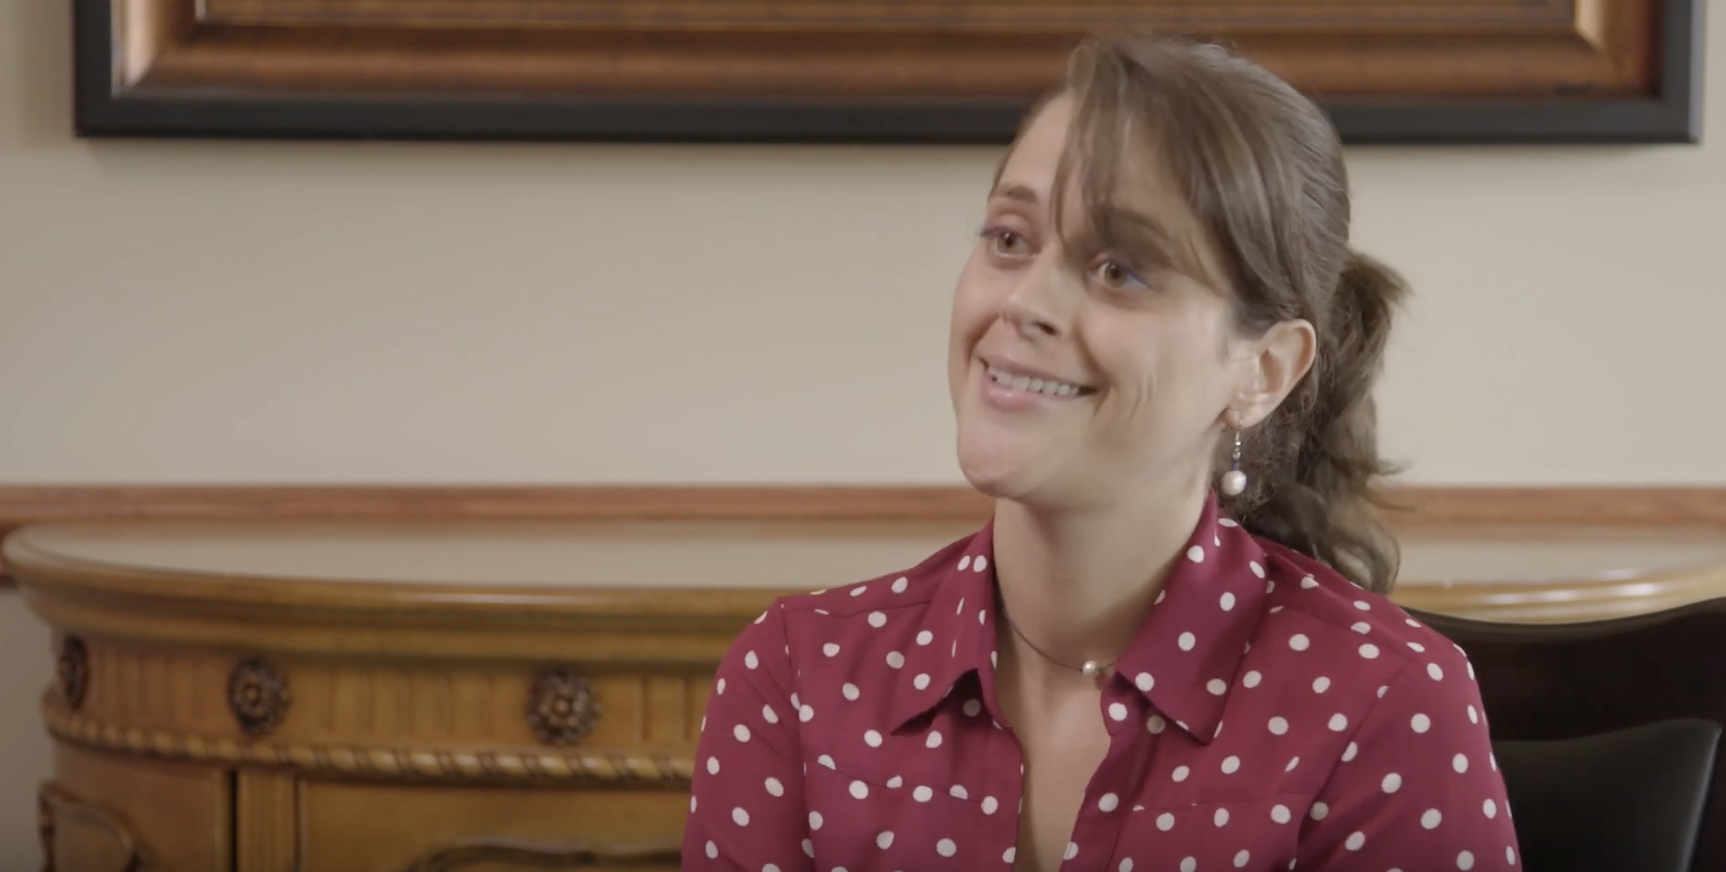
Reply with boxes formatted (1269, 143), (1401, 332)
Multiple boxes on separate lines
(3, 0), (1723, 861)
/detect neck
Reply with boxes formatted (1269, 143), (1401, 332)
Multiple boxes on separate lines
(991, 478), (1209, 682)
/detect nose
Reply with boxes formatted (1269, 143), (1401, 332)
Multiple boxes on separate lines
(1001, 254), (1071, 340)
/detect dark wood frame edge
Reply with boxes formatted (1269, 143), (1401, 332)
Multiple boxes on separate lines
(71, 0), (1704, 145)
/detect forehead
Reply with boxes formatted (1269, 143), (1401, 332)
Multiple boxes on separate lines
(996, 95), (1193, 231)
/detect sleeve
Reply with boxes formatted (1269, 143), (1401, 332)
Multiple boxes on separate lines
(1295, 650), (1522, 871)
(681, 600), (816, 872)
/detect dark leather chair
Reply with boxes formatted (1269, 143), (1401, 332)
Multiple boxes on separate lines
(1415, 601), (1726, 870)
(1492, 719), (1719, 872)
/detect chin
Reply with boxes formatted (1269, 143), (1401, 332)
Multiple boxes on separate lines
(955, 432), (1046, 504)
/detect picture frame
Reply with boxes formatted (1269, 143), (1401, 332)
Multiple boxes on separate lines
(73, 0), (1704, 145)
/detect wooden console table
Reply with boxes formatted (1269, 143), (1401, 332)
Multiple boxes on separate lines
(9, 518), (1726, 872)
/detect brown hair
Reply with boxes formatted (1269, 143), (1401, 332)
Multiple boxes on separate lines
(1049, 33), (1408, 593)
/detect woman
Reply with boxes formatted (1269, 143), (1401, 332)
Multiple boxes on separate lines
(683, 32), (1519, 872)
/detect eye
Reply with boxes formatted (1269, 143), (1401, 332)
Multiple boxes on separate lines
(980, 226), (1032, 258)
(1093, 259), (1149, 291)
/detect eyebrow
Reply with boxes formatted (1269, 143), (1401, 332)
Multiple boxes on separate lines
(988, 183), (1041, 206)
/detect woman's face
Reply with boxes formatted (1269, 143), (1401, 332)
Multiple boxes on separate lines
(948, 95), (1272, 511)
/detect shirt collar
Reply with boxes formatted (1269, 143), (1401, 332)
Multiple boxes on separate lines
(886, 495), (1269, 745)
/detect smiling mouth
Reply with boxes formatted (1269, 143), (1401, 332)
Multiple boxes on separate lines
(984, 362), (1096, 398)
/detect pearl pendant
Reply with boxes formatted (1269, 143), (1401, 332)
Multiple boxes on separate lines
(1081, 660), (1103, 679)
(1221, 469), (1247, 496)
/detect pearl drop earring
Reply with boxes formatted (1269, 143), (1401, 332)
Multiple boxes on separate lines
(1221, 428), (1247, 496)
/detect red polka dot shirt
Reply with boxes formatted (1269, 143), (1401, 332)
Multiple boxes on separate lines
(684, 496), (1521, 871)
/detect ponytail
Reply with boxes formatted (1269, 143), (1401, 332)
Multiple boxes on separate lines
(1231, 250), (1409, 593)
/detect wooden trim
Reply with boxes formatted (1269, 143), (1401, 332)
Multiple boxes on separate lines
(72, 0), (1704, 144)
(5, 484), (1724, 590)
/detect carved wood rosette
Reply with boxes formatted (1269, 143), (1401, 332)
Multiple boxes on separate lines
(227, 657), (291, 738)
(57, 635), (88, 712)
(528, 668), (602, 747)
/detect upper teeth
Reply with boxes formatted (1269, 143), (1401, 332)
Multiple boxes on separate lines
(987, 365), (1085, 397)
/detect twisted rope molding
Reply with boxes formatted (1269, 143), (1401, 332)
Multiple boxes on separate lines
(41, 696), (695, 784)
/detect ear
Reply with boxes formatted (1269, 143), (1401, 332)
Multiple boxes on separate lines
(1228, 319), (1316, 428)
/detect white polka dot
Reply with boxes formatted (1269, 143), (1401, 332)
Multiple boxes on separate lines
(1345, 832), (1365, 851)
(1382, 772), (1402, 793)
(1244, 670), (1262, 688)
(1328, 713), (1348, 731)
(1408, 641), (1426, 652)
(1173, 765), (1190, 782)
(964, 698), (982, 717)
(887, 775), (902, 788)
(1453, 753), (1469, 773)
(1271, 804), (1291, 823)
(958, 555), (970, 570)
(1235, 850), (1251, 868)
(1220, 592), (1236, 611)
(913, 673), (930, 690)
(1207, 679), (1227, 695)
(732, 807), (750, 826)
(1342, 742), (1358, 762)
(818, 755), (835, 769)
(733, 724), (751, 742)
(707, 757), (720, 774)
(1269, 716), (1289, 735)
(913, 786), (933, 802)
(1182, 859), (1197, 872)
(1312, 676), (1331, 693)
(1178, 632), (1197, 651)
(1147, 715), (1167, 734)
(983, 796), (999, 814)
(1406, 616), (1422, 627)
(864, 729), (882, 747)
(1351, 622), (1371, 634)
(937, 839), (957, 857)
(1412, 713), (1432, 733)
(1222, 755), (1241, 774)
(1003, 847), (1016, 863)
(1310, 802), (1329, 821)
(1427, 663), (1445, 681)
(1187, 545), (1205, 563)
(799, 705), (814, 722)
(868, 611), (887, 628)
(1483, 798), (1498, 818)
(1219, 517), (1239, 527)
(1507, 846), (1517, 865)
(1266, 579), (1275, 593)
(744, 651), (759, 669)
(809, 811), (823, 830)
(1491, 753), (1498, 771)
(1378, 685), (1389, 698)
(764, 776), (784, 797)
(977, 609), (985, 625)
(717, 678), (727, 695)
(950, 785), (968, 799)
(886, 651), (905, 670)
(802, 840), (813, 858)
(1214, 808), (1230, 827)
(1290, 633), (1310, 651)
(892, 576), (909, 593)
(823, 643), (841, 657)
(1301, 575), (1318, 589)
(1250, 560), (1265, 577)
(1122, 860), (1135, 872)
(848, 780), (869, 799)
(692, 796), (698, 812)
(1065, 843), (1079, 860)
(1457, 851), (1475, 870)
(1109, 702), (1129, 721)
(975, 555), (989, 572)
(1359, 643), (1380, 659)
(876, 831), (894, 849)
(1099, 793), (1120, 812)
(1468, 704), (1479, 724)
(1286, 756), (1300, 771)
(1135, 672), (1155, 692)
(1157, 812), (1175, 831)
(926, 731), (943, 748)
(916, 630), (933, 646)
(1422, 808), (1442, 829)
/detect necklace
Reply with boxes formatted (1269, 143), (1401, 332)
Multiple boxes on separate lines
(1000, 608), (1117, 681)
